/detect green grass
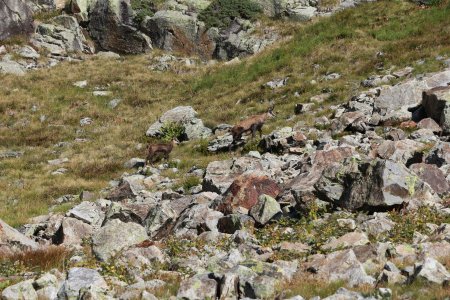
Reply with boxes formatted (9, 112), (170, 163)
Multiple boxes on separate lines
(0, 0), (450, 226)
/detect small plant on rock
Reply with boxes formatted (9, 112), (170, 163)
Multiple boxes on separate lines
(160, 121), (186, 142)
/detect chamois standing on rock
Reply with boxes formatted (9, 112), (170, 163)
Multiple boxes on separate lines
(229, 106), (276, 150)
(146, 139), (179, 165)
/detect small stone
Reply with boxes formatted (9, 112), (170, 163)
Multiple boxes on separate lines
(48, 158), (69, 165)
(108, 98), (121, 109)
(80, 117), (92, 126)
(249, 194), (282, 225)
(73, 80), (88, 88)
(93, 91), (112, 96)
(337, 219), (356, 230)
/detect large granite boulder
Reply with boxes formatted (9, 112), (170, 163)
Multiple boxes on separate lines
(0, 0), (34, 41)
(89, 0), (152, 54)
(141, 10), (215, 58)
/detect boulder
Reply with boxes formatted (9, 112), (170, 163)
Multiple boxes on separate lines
(146, 106), (212, 140)
(422, 86), (450, 134)
(53, 217), (93, 246)
(259, 127), (307, 153)
(176, 274), (218, 300)
(315, 158), (437, 211)
(374, 70), (450, 116)
(410, 163), (449, 195)
(0, 0), (34, 41)
(413, 257), (450, 285)
(202, 157), (263, 194)
(214, 172), (281, 215)
(92, 219), (148, 261)
(69, 0), (98, 21)
(277, 147), (355, 211)
(1, 280), (37, 300)
(305, 249), (375, 287)
(424, 142), (450, 167)
(67, 201), (104, 226)
(375, 139), (425, 166)
(322, 232), (370, 251)
(0, 218), (38, 252)
(88, 0), (152, 54)
(417, 117), (442, 133)
(57, 268), (108, 300)
(249, 194), (282, 225)
(141, 10), (215, 58)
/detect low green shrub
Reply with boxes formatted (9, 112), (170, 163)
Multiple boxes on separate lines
(160, 121), (186, 142)
(198, 0), (262, 29)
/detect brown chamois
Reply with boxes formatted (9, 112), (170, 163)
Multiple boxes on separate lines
(229, 106), (275, 150)
(146, 138), (179, 165)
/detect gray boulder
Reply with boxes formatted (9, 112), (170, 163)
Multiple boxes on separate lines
(422, 86), (450, 134)
(1, 280), (37, 300)
(0, 218), (38, 253)
(67, 201), (104, 227)
(141, 10), (215, 58)
(315, 158), (437, 211)
(249, 194), (282, 225)
(0, 0), (34, 41)
(89, 0), (152, 54)
(54, 217), (93, 246)
(374, 70), (450, 116)
(146, 106), (212, 140)
(176, 274), (218, 300)
(57, 268), (108, 300)
(92, 219), (148, 261)
(305, 249), (376, 287)
(414, 257), (450, 284)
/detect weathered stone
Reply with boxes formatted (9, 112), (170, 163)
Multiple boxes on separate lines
(176, 274), (217, 300)
(57, 268), (108, 300)
(1, 280), (37, 300)
(92, 219), (148, 261)
(376, 139), (425, 166)
(89, 0), (152, 54)
(146, 106), (211, 140)
(410, 163), (449, 195)
(67, 201), (104, 226)
(0, 0), (34, 41)
(425, 142), (450, 167)
(322, 232), (370, 251)
(417, 117), (442, 133)
(141, 10), (214, 58)
(315, 158), (436, 211)
(414, 257), (450, 284)
(422, 86), (450, 134)
(53, 217), (93, 246)
(214, 172), (281, 215)
(275, 241), (310, 254)
(249, 194), (282, 225)
(305, 249), (375, 287)
(375, 70), (450, 116)
(0, 218), (38, 252)
(202, 157), (263, 194)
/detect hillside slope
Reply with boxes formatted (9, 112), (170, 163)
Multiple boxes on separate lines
(1, 0), (450, 299)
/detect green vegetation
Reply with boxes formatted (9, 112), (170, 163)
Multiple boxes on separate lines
(160, 121), (186, 141)
(198, 0), (262, 29)
(1, 0), (450, 227)
(131, 0), (159, 24)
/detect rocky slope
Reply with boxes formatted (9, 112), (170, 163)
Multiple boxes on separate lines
(1, 0), (450, 299)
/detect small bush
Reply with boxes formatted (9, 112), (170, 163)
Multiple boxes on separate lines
(198, 0), (262, 29)
(131, 0), (157, 24)
(160, 121), (186, 142)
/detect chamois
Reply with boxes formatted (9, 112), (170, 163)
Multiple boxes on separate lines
(229, 106), (275, 150)
(146, 139), (179, 165)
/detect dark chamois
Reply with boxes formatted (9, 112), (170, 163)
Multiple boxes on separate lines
(146, 139), (179, 165)
(229, 106), (275, 150)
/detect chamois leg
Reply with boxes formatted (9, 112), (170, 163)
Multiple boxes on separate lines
(251, 125), (257, 139)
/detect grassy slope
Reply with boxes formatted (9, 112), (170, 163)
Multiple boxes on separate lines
(1, 0), (450, 226)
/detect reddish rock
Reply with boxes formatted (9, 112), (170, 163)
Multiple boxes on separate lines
(417, 118), (442, 133)
(400, 120), (417, 130)
(410, 163), (449, 195)
(215, 172), (281, 215)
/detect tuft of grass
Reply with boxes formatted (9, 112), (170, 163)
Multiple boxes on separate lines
(0, 246), (72, 276)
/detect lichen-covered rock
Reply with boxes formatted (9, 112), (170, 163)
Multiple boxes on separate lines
(410, 163), (449, 196)
(141, 10), (215, 58)
(89, 0), (152, 54)
(57, 268), (108, 300)
(0, 0), (34, 41)
(176, 274), (218, 300)
(0, 218), (38, 253)
(92, 219), (148, 261)
(214, 172), (281, 215)
(413, 257), (450, 284)
(146, 106), (212, 140)
(1, 280), (37, 300)
(422, 86), (450, 134)
(249, 194), (282, 225)
(53, 217), (93, 246)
